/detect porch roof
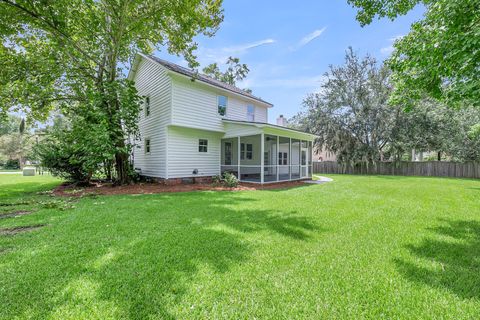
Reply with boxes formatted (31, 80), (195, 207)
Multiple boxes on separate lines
(222, 119), (317, 140)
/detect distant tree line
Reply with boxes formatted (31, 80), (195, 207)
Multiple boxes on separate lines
(0, 115), (33, 169)
(289, 48), (480, 164)
(291, 0), (480, 165)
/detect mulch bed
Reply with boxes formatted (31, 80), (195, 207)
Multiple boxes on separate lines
(53, 180), (309, 197)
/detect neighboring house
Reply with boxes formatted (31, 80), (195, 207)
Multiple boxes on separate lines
(313, 146), (337, 162)
(128, 53), (315, 183)
(411, 150), (442, 161)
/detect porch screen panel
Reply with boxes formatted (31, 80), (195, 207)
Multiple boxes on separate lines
(308, 141), (313, 177)
(278, 136), (290, 181)
(263, 135), (278, 182)
(301, 141), (308, 177)
(221, 138), (239, 177)
(239, 134), (261, 182)
(291, 139), (301, 179)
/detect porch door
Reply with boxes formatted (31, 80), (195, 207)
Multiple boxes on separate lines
(301, 147), (308, 178)
(224, 142), (232, 165)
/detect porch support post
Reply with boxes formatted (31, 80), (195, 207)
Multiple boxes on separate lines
(309, 140), (313, 178)
(237, 136), (241, 180)
(299, 140), (302, 178)
(260, 133), (264, 184)
(289, 138), (292, 181)
(276, 135), (280, 182)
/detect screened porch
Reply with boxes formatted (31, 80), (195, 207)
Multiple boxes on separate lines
(220, 133), (313, 183)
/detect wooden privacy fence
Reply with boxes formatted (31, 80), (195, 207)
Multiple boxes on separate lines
(313, 161), (480, 179)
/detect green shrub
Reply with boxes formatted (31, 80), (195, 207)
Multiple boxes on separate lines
(34, 116), (117, 184)
(212, 175), (222, 185)
(34, 135), (93, 184)
(4, 159), (20, 170)
(222, 172), (239, 188)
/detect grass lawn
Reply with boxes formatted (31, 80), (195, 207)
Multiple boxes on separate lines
(1, 174), (480, 319)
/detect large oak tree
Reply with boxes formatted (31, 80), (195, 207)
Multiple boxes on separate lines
(0, 0), (223, 183)
(291, 48), (398, 165)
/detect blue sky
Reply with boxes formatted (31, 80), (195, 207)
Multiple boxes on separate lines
(157, 0), (425, 123)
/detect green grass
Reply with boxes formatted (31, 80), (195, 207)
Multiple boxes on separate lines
(1, 174), (480, 319)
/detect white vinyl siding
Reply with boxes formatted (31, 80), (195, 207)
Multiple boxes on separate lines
(171, 75), (268, 131)
(132, 58), (171, 178)
(171, 76), (224, 132)
(167, 126), (222, 178)
(223, 122), (262, 138)
(130, 54), (275, 180)
(255, 106), (267, 122)
(224, 99), (268, 123)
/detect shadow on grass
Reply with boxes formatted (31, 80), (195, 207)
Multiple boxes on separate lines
(260, 183), (318, 193)
(395, 219), (480, 300)
(0, 191), (320, 319)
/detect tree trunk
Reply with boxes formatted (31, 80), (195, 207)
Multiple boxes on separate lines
(113, 126), (130, 185)
(437, 151), (441, 161)
(114, 151), (129, 185)
(104, 160), (112, 181)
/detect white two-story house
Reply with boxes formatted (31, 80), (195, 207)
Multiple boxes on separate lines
(128, 53), (315, 183)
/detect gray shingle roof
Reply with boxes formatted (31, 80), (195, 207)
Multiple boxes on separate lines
(145, 54), (273, 107)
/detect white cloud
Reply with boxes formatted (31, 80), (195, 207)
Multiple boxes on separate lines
(291, 27), (327, 51)
(195, 38), (276, 65)
(299, 28), (327, 46)
(380, 46), (394, 55)
(225, 39), (276, 53)
(381, 35), (404, 55)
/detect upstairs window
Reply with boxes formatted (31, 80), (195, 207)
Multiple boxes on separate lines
(145, 138), (151, 154)
(199, 139), (208, 152)
(247, 105), (255, 122)
(218, 95), (227, 116)
(144, 96), (151, 117)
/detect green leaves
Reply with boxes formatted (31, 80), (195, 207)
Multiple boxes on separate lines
(347, 0), (423, 26)
(297, 48), (395, 164)
(203, 56), (250, 86)
(347, 0), (480, 108)
(1, 0), (224, 183)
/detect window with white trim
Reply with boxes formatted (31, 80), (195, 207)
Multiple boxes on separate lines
(246, 144), (253, 159)
(144, 96), (151, 117)
(199, 139), (208, 152)
(241, 143), (253, 160)
(247, 105), (255, 122)
(145, 138), (151, 154)
(278, 152), (288, 165)
(217, 95), (227, 116)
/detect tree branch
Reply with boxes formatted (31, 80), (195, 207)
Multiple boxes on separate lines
(1, 0), (102, 70)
